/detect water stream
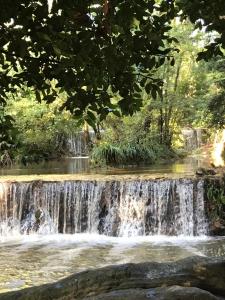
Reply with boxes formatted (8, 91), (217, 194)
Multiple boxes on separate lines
(0, 154), (210, 176)
(0, 234), (224, 293)
(0, 151), (223, 294)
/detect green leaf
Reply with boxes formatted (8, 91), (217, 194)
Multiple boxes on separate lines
(145, 82), (152, 94)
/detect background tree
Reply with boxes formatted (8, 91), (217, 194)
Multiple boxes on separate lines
(0, 0), (224, 120)
(91, 20), (221, 166)
(177, 0), (225, 60)
(207, 58), (225, 128)
(0, 0), (176, 122)
(6, 89), (80, 164)
(0, 0), (225, 165)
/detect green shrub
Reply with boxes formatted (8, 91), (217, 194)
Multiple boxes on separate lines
(6, 92), (80, 164)
(91, 141), (175, 166)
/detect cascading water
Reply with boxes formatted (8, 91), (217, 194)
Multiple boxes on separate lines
(0, 179), (208, 237)
(181, 128), (207, 151)
(66, 131), (96, 157)
(66, 132), (88, 157)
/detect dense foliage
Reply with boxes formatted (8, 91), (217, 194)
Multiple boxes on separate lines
(0, 0), (177, 122)
(91, 21), (222, 165)
(91, 112), (176, 166)
(0, 1), (225, 165)
(207, 58), (225, 127)
(5, 91), (79, 164)
(0, 1), (224, 118)
(177, 0), (225, 60)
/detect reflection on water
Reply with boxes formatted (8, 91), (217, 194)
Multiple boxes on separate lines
(0, 234), (224, 293)
(0, 157), (90, 176)
(0, 155), (210, 176)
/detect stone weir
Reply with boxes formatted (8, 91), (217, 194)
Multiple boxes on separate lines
(0, 174), (213, 237)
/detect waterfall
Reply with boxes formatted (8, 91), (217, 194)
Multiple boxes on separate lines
(181, 128), (206, 151)
(66, 131), (96, 157)
(66, 132), (88, 157)
(0, 179), (208, 237)
(196, 128), (203, 148)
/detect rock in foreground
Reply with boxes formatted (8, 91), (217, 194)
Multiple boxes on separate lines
(85, 286), (220, 300)
(0, 256), (225, 300)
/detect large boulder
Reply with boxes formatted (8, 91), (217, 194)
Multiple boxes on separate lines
(85, 286), (220, 300)
(0, 257), (224, 300)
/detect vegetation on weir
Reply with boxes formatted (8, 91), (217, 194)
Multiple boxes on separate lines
(0, 1), (224, 165)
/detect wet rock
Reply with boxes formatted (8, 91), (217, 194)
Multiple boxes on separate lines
(204, 177), (225, 236)
(207, 169), (217, 175)
(196, 168), (217, 176)
(196, 168), (205, 176)
(0, 257), (225, 300)
(210, 220), (225, 236)
(85, 286), (221, 300)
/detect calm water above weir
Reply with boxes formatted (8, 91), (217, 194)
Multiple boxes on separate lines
(0, 234), (225, 293)
(0, 155), (210, 176)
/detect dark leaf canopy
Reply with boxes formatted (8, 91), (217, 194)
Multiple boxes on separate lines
(0, 0), (177, 121)
(177, 0), (225, 60)
(0, 0), (224, 123)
